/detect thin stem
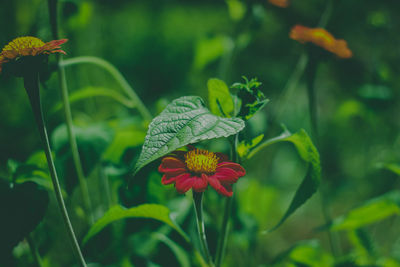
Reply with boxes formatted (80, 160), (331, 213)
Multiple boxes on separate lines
(193, 191), (214, 267)
(215, 196), (233, 267)
(26, 235), (43, 267)
(215, 134), (238, 267)
(60, 56), (152, 121)
(23, 73), (87, 267)
(58, 59), (94, 224)
(48, 0), (94, 224)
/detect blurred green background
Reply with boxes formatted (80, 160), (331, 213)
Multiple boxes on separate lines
(1, 0), (400, 266)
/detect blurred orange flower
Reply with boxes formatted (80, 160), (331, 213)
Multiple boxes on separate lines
(268, 0), (289, 8)
(290, 25), (352, 58)
(0, 36), (67, 73)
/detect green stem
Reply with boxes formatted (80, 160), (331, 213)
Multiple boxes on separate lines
(23, 73), (87, 267)
(60, 56), (152, 121)
(193, 191), (214, 267)
(26, 235), (43, 267)
(215, 134), (239, 267)
(59, 58), (94, 224)
(48, 0), (94, 224)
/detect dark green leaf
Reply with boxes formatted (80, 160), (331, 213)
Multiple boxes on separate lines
(328, 191), (400, 231)
(207, 78), (234, 116)
(232, 77), (269, 120)
(248, 127), (320, 231)
(0, 181), (49, 260)
(133, 96), (244, 174)
(83, 204), (188, 244)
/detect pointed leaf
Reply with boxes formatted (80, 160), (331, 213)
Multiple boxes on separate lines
(133, 96), (244, 174)
(83, 204), (188, 244)
(248, 127), (320, 231)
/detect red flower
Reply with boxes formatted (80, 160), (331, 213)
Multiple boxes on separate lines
(158, 148), (246, 197)
(268, 0), (290, 8)
(290, 25), (352, 58)
(0, 37), (68, 74)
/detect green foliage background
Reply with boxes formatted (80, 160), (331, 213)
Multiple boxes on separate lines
(1, 0), (400, 266)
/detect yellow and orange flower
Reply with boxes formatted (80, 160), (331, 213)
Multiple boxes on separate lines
(159, 148), (246, 197)
(268, 0), (289, 8)
(0, 36), (67, 73)
(290, 25), (352, 58)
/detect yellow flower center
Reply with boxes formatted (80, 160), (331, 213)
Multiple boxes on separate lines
(185, 149), (219, 174)
(1, 37), (45, 56)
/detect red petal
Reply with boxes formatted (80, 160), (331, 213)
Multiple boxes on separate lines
(217, 162), (246, 176)
(192, 174), (208, 192)
(213, 168), (239, 183)
(161, 171), (189, 185)
(208, 177), (233, 197)
(159, 156), (186, 173)
(175, 174), (197, 194)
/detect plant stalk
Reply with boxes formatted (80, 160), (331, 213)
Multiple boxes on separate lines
(193, 191), (214, 267)
(215, 134), (239, 267)
(48, 0), (94, 224)
(23, 72), (87, 267)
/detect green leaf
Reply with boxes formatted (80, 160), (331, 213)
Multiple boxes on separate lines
(207, 78), (234, 117)
(273, 240), (334, 267)
(377, 163), (400, 176)
(193, 35), (233, 70)
(0, 181), (49, 256)
(231, 77), (269, 120)
(226, 0), (246, 21)
(103, 119), (147, 163)
(51, 86), (135, 113)
(247, 127), (320, 231)
(83, 204), (188, 244)
(237, 134), (264, 158)
(328, 191), (400, 231)
(133, 96), (245, 174)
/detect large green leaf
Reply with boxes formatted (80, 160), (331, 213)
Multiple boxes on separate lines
(247, 127), (321, 231)
(328, 191), (400, 231)
(0, 180), (49, 261)
(207, 78), (234, 116)
(83, 204), (188, 244)
(133, 96), (245, 174)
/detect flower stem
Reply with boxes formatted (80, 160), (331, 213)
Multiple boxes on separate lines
(215, 134), (239, 267)
(48, 0), (94, 224)
(23, 72), (87, 267)
(192, 191), (214, 267)
(60, 56), (152, 121)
